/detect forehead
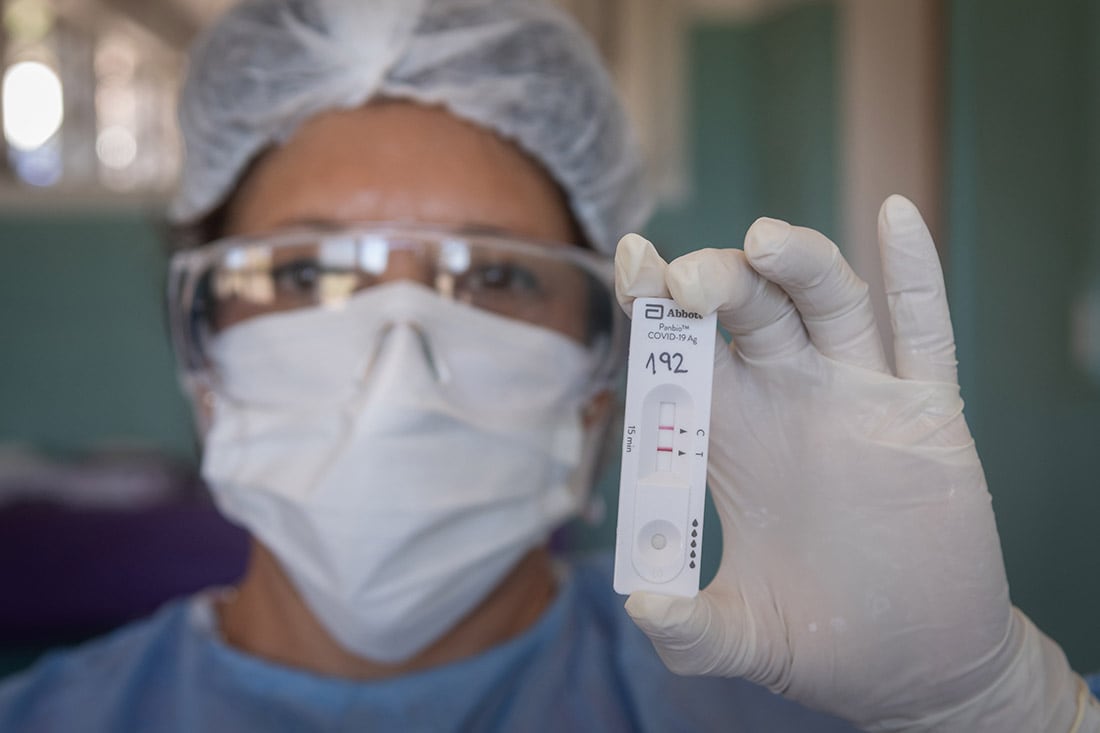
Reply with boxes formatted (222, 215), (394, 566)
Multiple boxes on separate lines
(224, 101), (580, 248)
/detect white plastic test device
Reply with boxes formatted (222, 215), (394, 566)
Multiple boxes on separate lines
(614, 297), (716, 598)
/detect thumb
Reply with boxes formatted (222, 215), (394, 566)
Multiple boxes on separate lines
(624, 589), (755, 679)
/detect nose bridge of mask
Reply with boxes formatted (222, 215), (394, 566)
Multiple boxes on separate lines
(364, 320), (447, 396)
(354, 282), (458, 390)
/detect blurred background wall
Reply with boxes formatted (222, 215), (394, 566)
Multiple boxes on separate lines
(0, 0), (1098, 676)
(945, 0), (1100, 676)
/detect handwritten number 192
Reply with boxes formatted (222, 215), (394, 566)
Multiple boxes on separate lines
(645, 352), (687, 374)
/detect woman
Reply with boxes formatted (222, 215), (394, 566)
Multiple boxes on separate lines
(1, 1), (1094, 730)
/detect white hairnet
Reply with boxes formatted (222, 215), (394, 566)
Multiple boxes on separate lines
(169, 0), (652, 253)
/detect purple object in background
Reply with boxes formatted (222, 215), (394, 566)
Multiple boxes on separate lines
(0, 501), (249, 642)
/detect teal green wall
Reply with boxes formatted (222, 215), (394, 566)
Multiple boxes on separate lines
(647, 4), (839, 258)
(948, 0), (1100, 671)
(0, 211), (196, 461)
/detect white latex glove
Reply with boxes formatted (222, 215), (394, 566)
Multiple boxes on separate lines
(615, 195), (1099, 732)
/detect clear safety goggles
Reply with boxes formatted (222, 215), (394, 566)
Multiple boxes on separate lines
(168, 224), (627, 392)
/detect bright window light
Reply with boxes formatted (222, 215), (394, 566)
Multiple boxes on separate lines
(2, 60), (64, 151)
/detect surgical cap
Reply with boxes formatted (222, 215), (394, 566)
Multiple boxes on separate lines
(169, 0), (652, 254)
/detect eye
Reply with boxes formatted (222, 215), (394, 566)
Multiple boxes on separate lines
(272, 258), (322, 295)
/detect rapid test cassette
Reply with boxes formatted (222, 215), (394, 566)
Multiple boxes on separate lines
(614, 297), (716, 598)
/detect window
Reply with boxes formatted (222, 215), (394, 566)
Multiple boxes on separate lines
(0, 0), (232, 195)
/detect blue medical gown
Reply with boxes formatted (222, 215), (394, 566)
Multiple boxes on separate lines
(0, 556), (858, 732)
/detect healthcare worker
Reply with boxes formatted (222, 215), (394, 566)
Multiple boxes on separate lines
(1, 0), (1097, 731)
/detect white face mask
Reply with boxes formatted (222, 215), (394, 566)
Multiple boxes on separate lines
(201, 282), (595, 662)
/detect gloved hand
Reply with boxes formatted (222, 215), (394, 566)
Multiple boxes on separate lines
(615, 195), (1098, 732)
